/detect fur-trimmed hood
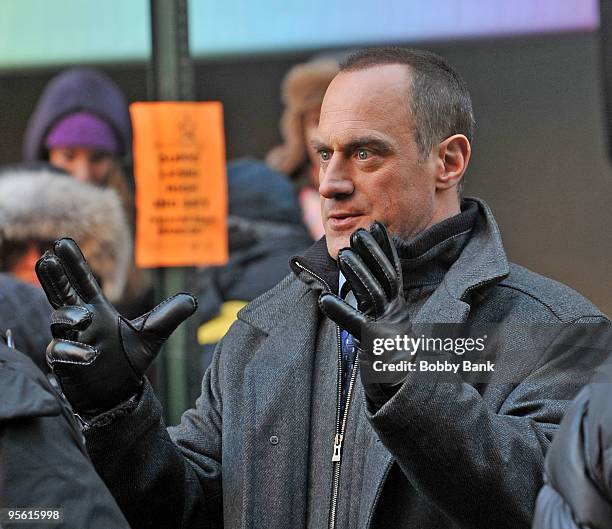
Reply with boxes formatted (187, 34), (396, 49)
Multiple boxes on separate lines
(0, 169), (131, 302)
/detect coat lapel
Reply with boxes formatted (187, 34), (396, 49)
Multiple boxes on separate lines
(239, 283), (320, 528)
(359, 198), (511, 527)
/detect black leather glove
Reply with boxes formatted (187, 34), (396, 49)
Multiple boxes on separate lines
(35, 238), (197, 419)
(319, 221), (411, 408)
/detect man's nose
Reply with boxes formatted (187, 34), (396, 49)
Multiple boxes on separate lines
(318, 156), (354, 199)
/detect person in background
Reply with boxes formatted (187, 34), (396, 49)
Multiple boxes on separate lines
(266, 58), (339, 240)
(195, 158), (312, 375)
(532, 352), (612, 529)
(0, 272), (51, 373)
(0, 165), (130, 299)
(0, 165), (131, 370)
(22, 67), (151, 318)
(23, 67), (133, 212)
(0, 332), (132, 529)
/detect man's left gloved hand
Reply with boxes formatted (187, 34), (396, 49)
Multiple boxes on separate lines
(319, 221), (412, 408)
(35, 238), (197, 420)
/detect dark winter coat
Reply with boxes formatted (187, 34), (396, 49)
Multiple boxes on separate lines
(82, 197), (609, 529)
(532, 357), (612, 529)
(0, 339), (131, 528)
(0, 274), (51, 372)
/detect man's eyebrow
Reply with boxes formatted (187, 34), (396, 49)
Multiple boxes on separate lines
(310, 136), (393, 153)
(344, 137), (392, 154)
(310, 138), (328, 151)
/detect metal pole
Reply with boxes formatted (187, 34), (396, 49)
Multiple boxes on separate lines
(149, 0), (194, 423)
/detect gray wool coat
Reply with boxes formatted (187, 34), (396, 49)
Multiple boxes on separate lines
(84, 198), (610, 529)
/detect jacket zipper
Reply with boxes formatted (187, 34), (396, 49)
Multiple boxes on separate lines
(293, 261), (360, 529)
(329, 357), (359, 529)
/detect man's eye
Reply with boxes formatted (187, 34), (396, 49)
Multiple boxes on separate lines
(357, 149), (369, 160)
(319, 150), (331, 162)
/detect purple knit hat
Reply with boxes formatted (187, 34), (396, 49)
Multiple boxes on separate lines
(45, 111), (119, 153)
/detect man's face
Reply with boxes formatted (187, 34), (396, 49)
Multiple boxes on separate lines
(49, 146), (114, 186)
(314, 64), (442, 258)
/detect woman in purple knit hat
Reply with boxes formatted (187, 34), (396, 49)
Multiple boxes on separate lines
(23, 67), (133, 189)
(21, 67), (152, 318)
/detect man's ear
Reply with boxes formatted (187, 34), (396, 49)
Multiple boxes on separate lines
(435, 134), (471, 190)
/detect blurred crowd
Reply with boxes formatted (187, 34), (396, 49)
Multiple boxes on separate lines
(0, 54), (610, 529)
(0, 59), (339, 373)
(0, 58), (337, 526)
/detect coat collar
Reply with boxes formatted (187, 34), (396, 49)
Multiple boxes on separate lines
(414, 197), (510, 323)
(240, 197), (510, 332)
(290, 236), (338, 293)
(290, 197), (509, 321)
(441, 197), (509, 300)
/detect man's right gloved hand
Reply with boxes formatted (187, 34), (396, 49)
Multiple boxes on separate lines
(35, 238), (197, 419)
(319, 222), (413, 409)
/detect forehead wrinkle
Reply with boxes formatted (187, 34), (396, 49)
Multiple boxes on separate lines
(321, 107), (354, 113)
(320, 106), (370, 118)
(319, 119), (371, 129)
(320, 103), (408, 128)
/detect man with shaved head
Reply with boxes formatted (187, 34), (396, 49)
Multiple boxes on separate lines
(36, 47), (609, 529)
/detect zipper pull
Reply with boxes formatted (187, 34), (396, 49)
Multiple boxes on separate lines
(332, 434), (343, 462)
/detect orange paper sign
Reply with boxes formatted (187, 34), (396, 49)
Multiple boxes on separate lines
(131, 102), (228, 268)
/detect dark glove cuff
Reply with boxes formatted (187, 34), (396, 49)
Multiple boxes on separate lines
(86, 390), (141, 429)
(364, 380), (404, 412)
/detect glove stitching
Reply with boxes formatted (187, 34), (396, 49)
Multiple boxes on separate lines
(49, 339), (99, 365)
(150, 292), (193, 316)
(53, 338), (96, 348)
(51, 308), (92, 326)
(381, 231), (402, 284)
(39, 263), (63, 308)
(59, 257), (88, 303)
(118, 317), (140, 379)
(140, 293), (195, 337)
(52, 318), (78, 325)
(152, 292), (186, 311)
(51, 358), (95, 366)
(138, 311), (152, 332)
(342, 257), (381, 316)
(133, 293), (183, 333)
(357, 232), (397, 297)
(374, 254), (396, 297)
(57, 306), (90, 316)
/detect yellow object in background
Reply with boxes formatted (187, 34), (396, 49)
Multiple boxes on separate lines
(197, 300), (247, 344)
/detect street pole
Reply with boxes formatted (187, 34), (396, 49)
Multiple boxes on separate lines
(149, 0), (194, 423)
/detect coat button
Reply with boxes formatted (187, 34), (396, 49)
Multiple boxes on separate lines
(269, 435), (279, 445)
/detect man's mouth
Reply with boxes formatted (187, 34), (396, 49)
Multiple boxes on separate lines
(327, 212), (364, 231)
